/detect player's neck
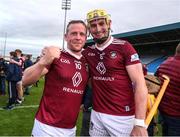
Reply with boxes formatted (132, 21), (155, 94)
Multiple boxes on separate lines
(71, 50), (81, 56)
(66, 48), (82, 59)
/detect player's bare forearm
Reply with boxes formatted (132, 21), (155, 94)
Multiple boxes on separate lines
(126, 63), (148, 136)
(126, 63), (148, 118)
(134, 83), (148, 119)
(131, 81), (148, 136)
(22, 62), (48, 86)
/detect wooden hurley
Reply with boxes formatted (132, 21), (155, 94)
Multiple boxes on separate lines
(145, 75), (170, 128)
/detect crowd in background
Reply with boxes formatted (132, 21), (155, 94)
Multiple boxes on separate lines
(0, 49), (39, 110)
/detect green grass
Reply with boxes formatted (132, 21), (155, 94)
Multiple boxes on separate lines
(0, 79), (43, 136)
(0, 108), (37, 136)
(0, 79), (82, 136)
(0, 78), (162, 136)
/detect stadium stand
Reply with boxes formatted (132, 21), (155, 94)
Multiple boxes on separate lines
(146, 56), (167, 74)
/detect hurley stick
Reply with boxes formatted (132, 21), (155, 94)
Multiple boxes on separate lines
(145, 75), (170, 128)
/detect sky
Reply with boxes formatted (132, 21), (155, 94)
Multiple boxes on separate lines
(0, 0), (180, 57)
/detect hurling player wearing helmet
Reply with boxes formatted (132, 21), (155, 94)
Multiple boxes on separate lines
(82, 9), (148, 136)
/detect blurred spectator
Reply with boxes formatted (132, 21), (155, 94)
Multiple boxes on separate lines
(24, 55), (33, 70)
(0, 55), (8, 95)
(155, 43), (180, 136)
(23, 55), (33, 95)
(11, 49), (24, 104)
(3, 51), (21, 110)
(142, 64), (148, 75)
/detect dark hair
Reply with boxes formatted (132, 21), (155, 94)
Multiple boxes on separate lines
(26, 55), (31, 59)
(66, 20), (87, 34)
(15, 49), (22, 54)
(9, 51), (17, 57)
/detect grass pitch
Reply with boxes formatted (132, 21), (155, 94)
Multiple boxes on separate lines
(0, 79), (82, 136)
(0, 78), (162, 136)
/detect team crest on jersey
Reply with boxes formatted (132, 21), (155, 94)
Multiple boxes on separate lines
(131, 53), (139, 62)
(110, 51), (117, 59)
(72, 72), (82, 87)
(96, 62), (106, 75)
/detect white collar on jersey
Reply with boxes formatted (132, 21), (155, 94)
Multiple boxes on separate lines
(95, 36), (113, 51)
(66, 48), (82, 60)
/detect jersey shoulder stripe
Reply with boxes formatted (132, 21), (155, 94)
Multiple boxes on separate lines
(112, 38), (126, 45)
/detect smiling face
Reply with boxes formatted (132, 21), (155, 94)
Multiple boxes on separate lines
(65, 21), (87, 54)
(88, 18), (111, 45)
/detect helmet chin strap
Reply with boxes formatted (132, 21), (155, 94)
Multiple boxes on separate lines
(93, 36), (108, 44)
(93, 30), (110, 45)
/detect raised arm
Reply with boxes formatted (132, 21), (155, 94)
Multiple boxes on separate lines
(22, 62), (48, 87)
(22, 46), (61, 87)
(126, 63), (148, 136)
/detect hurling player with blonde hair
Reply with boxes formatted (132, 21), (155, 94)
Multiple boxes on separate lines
(82, 9), (148, 136)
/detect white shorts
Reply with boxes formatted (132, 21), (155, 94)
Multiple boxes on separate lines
(32, 119), (76, 137)
(89, 110), (134, 136)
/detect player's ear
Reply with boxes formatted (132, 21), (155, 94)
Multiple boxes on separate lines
(108, 20), (112, 29)
(64, 34), (67, 41)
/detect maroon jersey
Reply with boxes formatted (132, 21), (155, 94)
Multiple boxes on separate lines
(82, 37), (140, 116)
(156, 55), (180, 117)
(36, 51), (89, 128)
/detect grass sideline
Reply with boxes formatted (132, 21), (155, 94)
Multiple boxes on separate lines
(0, 78), (82, 136)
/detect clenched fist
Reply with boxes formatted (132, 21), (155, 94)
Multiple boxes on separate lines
(39, 46), (61, 66)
